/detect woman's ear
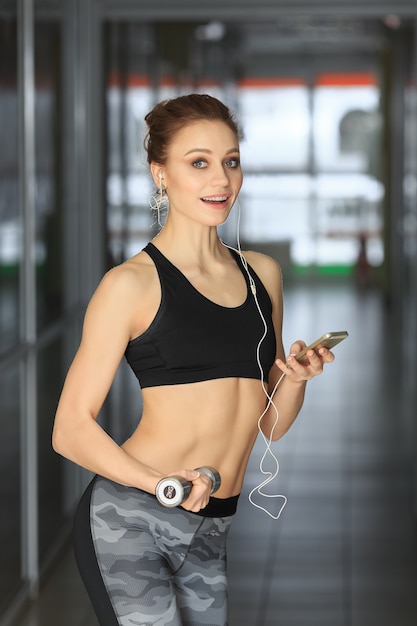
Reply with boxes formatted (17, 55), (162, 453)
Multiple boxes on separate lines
(150, 162), (164, 187)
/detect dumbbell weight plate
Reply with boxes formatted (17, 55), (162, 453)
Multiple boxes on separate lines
(155, 476), (192, 507)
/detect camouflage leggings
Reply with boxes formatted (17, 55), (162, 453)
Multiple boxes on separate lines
(73, 476), (236, 626)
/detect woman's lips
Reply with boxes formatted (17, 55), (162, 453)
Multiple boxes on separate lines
(200, 194), (230, 208)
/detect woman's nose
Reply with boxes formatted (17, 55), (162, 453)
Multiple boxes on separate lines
(211, 163), (230, 185)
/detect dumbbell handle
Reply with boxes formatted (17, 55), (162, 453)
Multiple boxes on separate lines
(155, 466), (221, 508)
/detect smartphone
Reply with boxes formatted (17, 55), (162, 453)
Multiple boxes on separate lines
(294, 331), (348, 362)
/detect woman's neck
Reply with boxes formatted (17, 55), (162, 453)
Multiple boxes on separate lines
(152, 223), (226, 266)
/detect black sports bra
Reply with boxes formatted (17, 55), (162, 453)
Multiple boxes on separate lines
(124, 242), (276, 388)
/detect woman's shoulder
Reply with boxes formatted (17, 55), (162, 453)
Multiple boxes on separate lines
(85, 249), (157, 320)
(100, 249), (156, 293)
(238, 248), (283, 313)
(83, 248), (159, 339)
(241, 248), (282, 284)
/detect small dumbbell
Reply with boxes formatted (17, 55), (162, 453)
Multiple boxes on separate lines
(155, 466), (221, 508)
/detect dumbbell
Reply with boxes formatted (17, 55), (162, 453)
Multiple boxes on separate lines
(155, 466), (221, 508)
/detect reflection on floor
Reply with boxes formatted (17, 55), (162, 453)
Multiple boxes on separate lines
(13, 281), (417, 626)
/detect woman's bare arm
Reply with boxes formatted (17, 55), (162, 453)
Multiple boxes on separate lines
(243, 251), (333, 441)
(52, 264), (165, 491)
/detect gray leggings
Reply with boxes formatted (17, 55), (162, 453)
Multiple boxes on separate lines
(73, 476), (236, 626)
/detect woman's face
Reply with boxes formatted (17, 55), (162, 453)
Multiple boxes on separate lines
(154, 119), (243, 227)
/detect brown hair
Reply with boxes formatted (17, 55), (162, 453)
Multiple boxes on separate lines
(144, 93), (242, 165)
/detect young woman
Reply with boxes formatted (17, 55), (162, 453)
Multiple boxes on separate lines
(52, 94), (335, 626)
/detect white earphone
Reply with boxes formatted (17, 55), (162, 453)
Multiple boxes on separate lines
(224, 198), (287, 520)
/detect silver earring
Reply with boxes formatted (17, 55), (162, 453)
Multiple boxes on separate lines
(149, 176), (167, 228)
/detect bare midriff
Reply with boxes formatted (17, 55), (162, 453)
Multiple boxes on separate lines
(122, 377), (268, 498)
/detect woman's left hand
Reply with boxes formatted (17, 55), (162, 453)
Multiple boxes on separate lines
(275, 340), (335, 383)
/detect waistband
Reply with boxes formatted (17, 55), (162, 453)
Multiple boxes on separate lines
(93, 476), (239, 518)
(183, 494), (240, 517)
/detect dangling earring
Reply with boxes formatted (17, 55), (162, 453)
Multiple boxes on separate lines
(149, 172), (167, 228)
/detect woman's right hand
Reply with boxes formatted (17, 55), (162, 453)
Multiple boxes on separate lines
(168, 468), (212, 512)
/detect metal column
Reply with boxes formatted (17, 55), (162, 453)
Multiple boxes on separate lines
(18, 0), (38, 598)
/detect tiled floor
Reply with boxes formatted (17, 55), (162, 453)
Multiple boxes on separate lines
(12, 280), (417, 625)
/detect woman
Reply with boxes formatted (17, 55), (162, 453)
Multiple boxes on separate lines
(52, 93), (334, 626)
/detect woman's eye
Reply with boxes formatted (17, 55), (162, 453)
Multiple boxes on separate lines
(225, 158), (240, 168)
(192, 159), (207, 168)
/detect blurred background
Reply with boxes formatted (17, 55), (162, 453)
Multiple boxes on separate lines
(1, 1), (416, 625)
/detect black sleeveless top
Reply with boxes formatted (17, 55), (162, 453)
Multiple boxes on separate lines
(124, 243), (276, 388)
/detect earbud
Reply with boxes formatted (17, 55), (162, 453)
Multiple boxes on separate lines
(159, 171), (163, 182)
